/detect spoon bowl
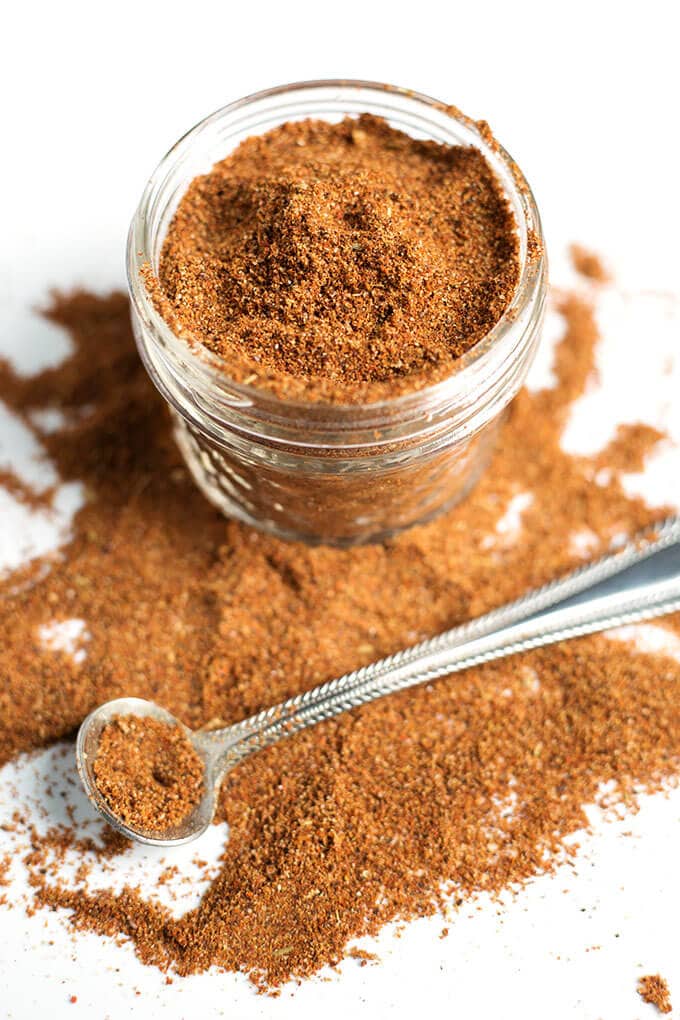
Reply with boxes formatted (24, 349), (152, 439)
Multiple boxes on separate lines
(76, 697), (219, 846)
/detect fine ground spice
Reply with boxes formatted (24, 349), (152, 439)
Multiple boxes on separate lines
(93, 716), (204, 832)
(569, 243), (610, 283)
(638, 974), (673, 1014)
(0, 282), (678, 991)
(146, 114), (520, 403)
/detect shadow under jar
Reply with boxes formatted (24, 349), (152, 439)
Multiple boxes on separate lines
(127, 80), (547, 548)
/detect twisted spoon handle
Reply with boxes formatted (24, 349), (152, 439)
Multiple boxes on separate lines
(201, 516), (680, 774)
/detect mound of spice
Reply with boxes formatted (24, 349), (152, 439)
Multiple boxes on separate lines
(93, 715), (204, 832)
(0, 276), (678, 992)
(146, 114), (520, 403)
(638, 974), (673, 1014)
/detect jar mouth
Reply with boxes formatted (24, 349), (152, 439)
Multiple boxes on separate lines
(127, 79), (546, 422)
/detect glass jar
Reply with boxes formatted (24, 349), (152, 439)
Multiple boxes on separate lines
(127, 80), (547, 547)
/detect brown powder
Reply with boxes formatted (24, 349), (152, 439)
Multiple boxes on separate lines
(347, 947), (379, 967)
(0, 284), (678, 991)
(569, 243), (610, 283)
(0, 468), (53, 511)
(638, 974), (673, 1014)
(147, 114), (520, 403)
(0, 856), (11, 906)
(93, 716), (204, 832)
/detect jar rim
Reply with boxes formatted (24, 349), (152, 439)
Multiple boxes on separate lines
(127, 78), (546, 420)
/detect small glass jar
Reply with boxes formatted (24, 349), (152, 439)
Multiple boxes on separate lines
(127, 80), (547, 547)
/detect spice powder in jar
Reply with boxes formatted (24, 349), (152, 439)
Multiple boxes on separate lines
(145, 114), (521, 403)
(132, 87), (544, 546)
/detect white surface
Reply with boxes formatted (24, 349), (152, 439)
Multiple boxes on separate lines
(607, 623), (680, 664)
(0, 398), (85, 577)
(562, 290), (680, 508)
(38, 618), (91, 664)
(1, 2), (679, 1017)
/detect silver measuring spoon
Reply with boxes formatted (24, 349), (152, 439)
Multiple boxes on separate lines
(77, 516), (680, 847)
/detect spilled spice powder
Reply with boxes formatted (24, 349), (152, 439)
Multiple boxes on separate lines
(146, 114), (520, 403)
(93, 716), (204, 832)
(0, 856), (11, 907)
(638, 974), (673, 1014)
(0, 283), (678, 991)
(569, 243), (610, 283)
(347, 947), (379, 967)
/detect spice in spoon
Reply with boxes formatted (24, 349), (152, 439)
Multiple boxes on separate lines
(93, 716), (204, 833)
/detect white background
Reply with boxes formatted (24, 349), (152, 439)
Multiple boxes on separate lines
(1, 2), (679, 1018)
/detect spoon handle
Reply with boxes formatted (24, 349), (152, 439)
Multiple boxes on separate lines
(206, 516), (680, 771)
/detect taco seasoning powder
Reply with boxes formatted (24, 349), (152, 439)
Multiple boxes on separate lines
(638, 974), (673, 1014)
(145, 114), (520, 404)
(93, 716), (204, 833)
(136, 110), (537, 547)
(0, 268), (678, 992)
